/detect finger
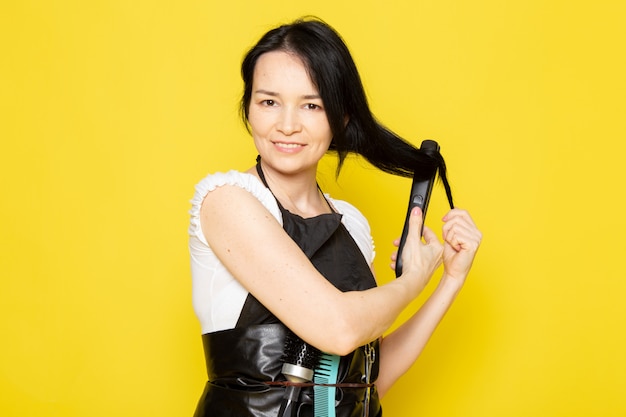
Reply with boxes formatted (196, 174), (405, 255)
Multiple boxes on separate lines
(443, 208), (477, 228)
(444, 224), (481, 253)
(443, 218), (481, 244)
(409, 206), (424, 232)
(422, 224), (438, 245)
(444, 229), (463, 252)
(404, 206), (424, 243)
(442, 220), (471, 243)
(442, 210), (479, 241)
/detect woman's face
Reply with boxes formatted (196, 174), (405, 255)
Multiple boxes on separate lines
(248, 51), (332, 178)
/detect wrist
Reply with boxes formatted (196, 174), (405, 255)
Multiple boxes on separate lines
(395, 270), (428, 300)
(438, 272), (465, 295)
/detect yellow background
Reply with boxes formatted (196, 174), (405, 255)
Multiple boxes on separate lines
(2, 1), (625, 416)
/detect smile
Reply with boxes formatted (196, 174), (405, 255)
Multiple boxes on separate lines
(273, 142), (305, 149)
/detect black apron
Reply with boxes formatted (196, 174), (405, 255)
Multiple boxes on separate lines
(193, 160), (382, 417)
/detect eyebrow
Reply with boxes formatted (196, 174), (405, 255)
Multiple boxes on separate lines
(254, 89), (321, 100)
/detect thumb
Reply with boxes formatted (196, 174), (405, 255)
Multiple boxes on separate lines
(408, 206), (424, 240)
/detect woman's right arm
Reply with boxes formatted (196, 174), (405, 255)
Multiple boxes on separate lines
(200, 184), (442, 355)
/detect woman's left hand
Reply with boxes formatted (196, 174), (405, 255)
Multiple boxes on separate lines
(441, 208), (482, 284)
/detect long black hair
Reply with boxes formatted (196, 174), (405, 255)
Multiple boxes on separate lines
(240, 17), (453, 207)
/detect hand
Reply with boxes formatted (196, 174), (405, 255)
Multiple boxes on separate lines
(441, 208), (482, 283)
(391, 207), (444, 294)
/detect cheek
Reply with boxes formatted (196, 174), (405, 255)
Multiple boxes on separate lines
(247, 110), (269, 135)
(319, 120), (334, 145)
(305, 113), (332, 138)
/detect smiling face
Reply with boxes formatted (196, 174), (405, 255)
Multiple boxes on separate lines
(247, 51), (333, 179)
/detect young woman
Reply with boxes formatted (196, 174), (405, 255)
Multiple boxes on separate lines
(189, 17), (481, 417)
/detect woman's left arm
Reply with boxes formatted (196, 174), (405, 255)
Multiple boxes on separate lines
(376, 208), (482, 398)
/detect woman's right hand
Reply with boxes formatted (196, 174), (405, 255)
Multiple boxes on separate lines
(391, 207), (444, 295)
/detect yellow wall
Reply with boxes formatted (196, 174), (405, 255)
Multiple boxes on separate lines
(2, 1), (625, 416)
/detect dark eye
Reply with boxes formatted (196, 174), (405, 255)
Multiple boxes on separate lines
(305, 103), (321, 110)
(262, 99), (276, 106)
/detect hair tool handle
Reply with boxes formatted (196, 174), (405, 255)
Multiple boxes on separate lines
(395, 140), (440, 278)
(277, 331), (320, 417)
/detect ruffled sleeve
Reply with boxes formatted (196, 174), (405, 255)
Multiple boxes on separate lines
(188, 170), (282, 245)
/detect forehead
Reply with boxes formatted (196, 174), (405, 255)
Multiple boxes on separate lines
(252, 51), (317, 92)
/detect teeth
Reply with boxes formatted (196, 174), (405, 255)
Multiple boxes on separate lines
(275, 143), (302, 148)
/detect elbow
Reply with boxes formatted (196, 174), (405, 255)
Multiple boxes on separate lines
(297, 292), (381, 356)
(325, 338), (357, 357)
(319, 315), (368, 356)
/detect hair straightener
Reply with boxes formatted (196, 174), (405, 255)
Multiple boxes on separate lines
(395, 140), (440, 278)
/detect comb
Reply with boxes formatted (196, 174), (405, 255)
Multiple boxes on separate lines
(313, 352), (340, 417)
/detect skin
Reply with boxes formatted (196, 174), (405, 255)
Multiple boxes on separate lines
(200, 51), (482, 398)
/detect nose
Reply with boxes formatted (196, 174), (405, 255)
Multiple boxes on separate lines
(276, 107), (302, 135)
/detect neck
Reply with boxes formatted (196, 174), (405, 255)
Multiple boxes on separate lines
(250, 160), (330, 218)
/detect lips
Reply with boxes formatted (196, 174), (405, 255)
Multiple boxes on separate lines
(272, 141), (305, 150)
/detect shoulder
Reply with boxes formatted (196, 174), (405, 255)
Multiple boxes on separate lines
(188, 170), (281, 243)
(326, 196), (375, 264)
(327, 198), (368, 227)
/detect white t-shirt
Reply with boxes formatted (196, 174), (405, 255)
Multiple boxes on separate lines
(188, 170), (375, 334)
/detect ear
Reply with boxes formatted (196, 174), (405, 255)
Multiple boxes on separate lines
(343, 115), (350, 127)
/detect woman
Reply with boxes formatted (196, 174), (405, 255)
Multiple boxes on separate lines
(189, 17), (481, 417)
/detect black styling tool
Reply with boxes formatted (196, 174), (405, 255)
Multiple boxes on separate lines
(395, 139), (440, 278)
(277, 331), (321, 417)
